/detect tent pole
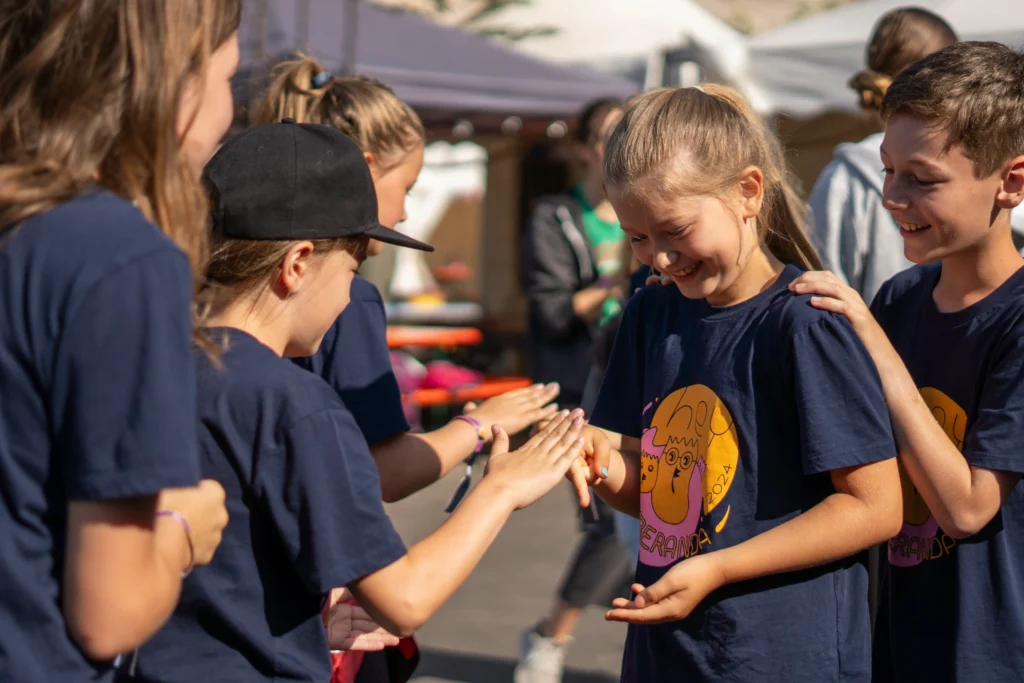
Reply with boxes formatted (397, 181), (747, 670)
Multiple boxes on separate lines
(341, 0), (359, 75)
(297, 0), (311, 53)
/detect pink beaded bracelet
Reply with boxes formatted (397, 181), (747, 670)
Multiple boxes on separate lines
(157, 510), (195, 577)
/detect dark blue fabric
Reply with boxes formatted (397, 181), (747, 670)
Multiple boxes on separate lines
(628, 265), (651, 296)
(591, 265), (896, 683)
(869, 264), (1024, 683)
(0, 191), (201, 683)
(135, 329), (407, 683)
(293, 276), (409, 445)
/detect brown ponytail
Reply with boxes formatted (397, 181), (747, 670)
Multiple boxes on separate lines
(849, 8), (957, 112)
(604, 84), (822, 271)
(255, 55), (425, 171)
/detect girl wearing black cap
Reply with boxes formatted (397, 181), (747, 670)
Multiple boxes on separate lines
(129, 121), (588, 683)
(258, 58), (562, 513)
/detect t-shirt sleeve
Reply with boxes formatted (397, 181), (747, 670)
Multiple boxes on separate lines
(261, 407), (407, 595)
(590, 296), (645, 438)
(788, 316), (897, 474)
(963, 325), (1024, 475)
(53, 248), (201, 500)
(301, 287), (409, 445)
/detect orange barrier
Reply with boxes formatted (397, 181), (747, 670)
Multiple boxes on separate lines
(406, 376), (534, 408)
(386, 325), (482, 350)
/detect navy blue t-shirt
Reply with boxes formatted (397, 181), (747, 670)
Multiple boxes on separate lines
(0, 191), (201, 683)
(293, 276), (409, 445)
(870, 264), (1024, 683)
(135, 328), (407, 683)
(591, 265), (896, 683)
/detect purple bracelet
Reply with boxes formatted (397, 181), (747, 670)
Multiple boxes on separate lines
(453, 414), (488, 453)
(157, 510), (195, 577)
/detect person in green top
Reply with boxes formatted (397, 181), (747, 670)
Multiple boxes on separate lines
(573, 182), (625, 325)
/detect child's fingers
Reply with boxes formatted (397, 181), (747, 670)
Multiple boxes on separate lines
(589, 431), (612, 481)
(808, 296), (848, 316)
(524, 403), (559, 426)
(490, 425), (510, 456)
(524, 409), (570, 447)
(462, 401), (478, 413)
(604, 602), (677, 625)
(566, 456), (591, 508)
(539, 410), (583, 451)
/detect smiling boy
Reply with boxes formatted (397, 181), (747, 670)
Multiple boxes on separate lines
(790, 42), (1024, 682)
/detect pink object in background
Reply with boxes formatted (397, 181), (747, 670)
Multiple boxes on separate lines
(421, 360), (483, 390)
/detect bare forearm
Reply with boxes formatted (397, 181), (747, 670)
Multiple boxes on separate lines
(593, 448), (640, 517)
(371, 426), (479, 503)
(65, 518), (187, 660)
(711, 491), (897, 587)
(866, 333), (979, 533)
(351, 478), (514, 635)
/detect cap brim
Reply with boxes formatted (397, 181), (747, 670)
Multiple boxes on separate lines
(363, 224), (434, 252)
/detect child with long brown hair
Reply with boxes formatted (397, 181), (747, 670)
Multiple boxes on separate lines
(256, 57), (560, 505)
(568, 85), (903, 681)
(0, 1), (240, 681)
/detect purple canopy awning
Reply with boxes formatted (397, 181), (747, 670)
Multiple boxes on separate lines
(237, 0), (638, 119)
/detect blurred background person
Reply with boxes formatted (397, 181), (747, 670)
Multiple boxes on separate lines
(809, 7), (958, 303)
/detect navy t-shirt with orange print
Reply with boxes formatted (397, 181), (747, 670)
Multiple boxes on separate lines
(870, 263), (1024, 683)
(591, 265), (897, 683)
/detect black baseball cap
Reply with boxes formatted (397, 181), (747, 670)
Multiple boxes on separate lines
(204, 119), (433, 252)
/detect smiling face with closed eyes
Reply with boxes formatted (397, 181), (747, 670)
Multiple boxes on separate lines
(607, 167), (780, 308)
(880, 114), (1022, 264)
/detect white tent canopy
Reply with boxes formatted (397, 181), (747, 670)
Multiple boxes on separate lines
(468, 0), (745, 82)
(732, 0), (1024, 117)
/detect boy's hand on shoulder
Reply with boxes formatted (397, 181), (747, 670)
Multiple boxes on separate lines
(605, 553), (726, 625)
(788, 271), (887, 345)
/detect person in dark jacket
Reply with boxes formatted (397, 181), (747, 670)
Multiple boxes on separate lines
(516, 98), (630, 683)
(522, 97), (626, 408)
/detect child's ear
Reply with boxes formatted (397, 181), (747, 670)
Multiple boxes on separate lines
(997, 155), (1024, 211)
(276, 241), (317, 296)
(737, 166), (764, 220)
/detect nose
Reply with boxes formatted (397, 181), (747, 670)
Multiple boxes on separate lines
(652, 248), (678, 273)
(881, 176), (909, 213)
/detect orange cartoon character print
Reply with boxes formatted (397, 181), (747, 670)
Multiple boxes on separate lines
(888, 387), (964, 567)
(638, 385), (740, 567)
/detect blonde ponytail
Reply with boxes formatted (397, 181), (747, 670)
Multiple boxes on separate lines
(255, 55), (425, 171)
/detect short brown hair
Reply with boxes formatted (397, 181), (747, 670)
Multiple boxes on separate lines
(848, 7), (957, 111)
(881, 41), (1024, 177)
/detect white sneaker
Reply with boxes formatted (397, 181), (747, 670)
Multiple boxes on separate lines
(513, 625), (570, 683)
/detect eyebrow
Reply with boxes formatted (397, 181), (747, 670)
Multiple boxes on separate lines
(880, 146), (947, 173)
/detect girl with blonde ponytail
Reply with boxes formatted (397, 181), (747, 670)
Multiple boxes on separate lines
(563, 85), (903, 682)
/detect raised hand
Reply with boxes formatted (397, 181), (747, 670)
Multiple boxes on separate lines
(464, 382), (560, 438)
(484, 409), (585, 510)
